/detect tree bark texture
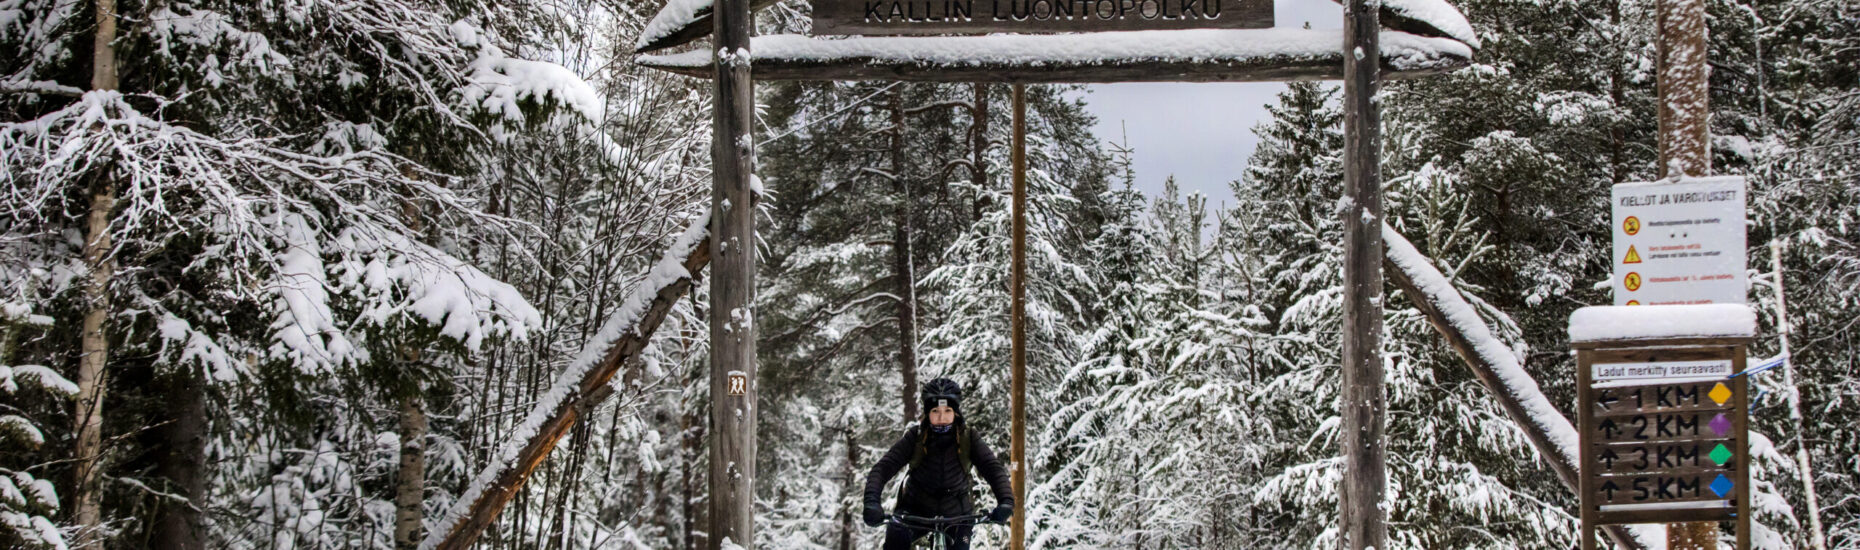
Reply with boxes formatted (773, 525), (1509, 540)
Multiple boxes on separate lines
(1339, 0), (1389, 547)
(1655, 0), (1709, 179)
(1007, 83), (1028, 550)
(150, 368), (207, 550)
(707, 0), (758, 542)
(683, 352), (709, 550)
(970, 83), (990, 220)
(838, 427), (859, 550)
(73, 0), (120, 542)
(890, 90), (919, 425)
(397, 389), (429, 549)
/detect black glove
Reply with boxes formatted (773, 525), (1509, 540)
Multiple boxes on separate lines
(987, 504), (1013, 523)
(863, 504), (885, 527)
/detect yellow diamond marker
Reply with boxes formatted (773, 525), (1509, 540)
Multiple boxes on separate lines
(1710, 382), (1732, 405)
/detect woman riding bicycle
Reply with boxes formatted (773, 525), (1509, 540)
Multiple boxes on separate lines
(863, 378), (1015, 550)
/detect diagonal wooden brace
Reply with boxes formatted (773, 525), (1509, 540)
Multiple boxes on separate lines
(1382, 225), (1651, 550)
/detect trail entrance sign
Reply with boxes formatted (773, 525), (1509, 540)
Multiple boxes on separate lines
(1570, 305), (1756, 550)
(812, 0), (1273, 36)
(1611, 176), (1747, 306)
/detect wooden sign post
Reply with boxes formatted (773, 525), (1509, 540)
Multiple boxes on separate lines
(1571, 305), (1756, 550)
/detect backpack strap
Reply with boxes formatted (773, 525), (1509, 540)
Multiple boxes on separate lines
(958, 426), (972, 475)
(909, 425), (927, 471)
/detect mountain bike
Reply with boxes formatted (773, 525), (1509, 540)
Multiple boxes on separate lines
(886, 512), (1002, 550)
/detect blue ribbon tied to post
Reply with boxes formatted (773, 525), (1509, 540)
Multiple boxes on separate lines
(1729, 353), (1788, 408)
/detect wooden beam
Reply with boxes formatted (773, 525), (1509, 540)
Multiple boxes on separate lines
(707, 0), (759, 541)
(635, 30), (1473, 83)
(427, 226), (712, 550)
(1381, 228), (1651, 550)
(1337, 0), (1388, 544)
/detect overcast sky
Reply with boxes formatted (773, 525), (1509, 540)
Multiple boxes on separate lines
(1076, 0), (1342, 208)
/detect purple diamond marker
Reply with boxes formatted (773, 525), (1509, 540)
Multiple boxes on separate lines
(1709, 413), (1733, 437)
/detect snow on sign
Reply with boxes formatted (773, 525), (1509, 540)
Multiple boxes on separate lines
(811, 0), (1273, 35)
(1611, 176), (1747, 306)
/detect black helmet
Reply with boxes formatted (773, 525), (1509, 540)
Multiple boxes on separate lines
(921, 378), (962, 414)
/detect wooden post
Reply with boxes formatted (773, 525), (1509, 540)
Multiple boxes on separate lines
(1769, 239), (1828, 550)
(709, 0), (758, 540)
(1578, 350), (1597, 550)
(1008, 83), (1029, 550)
(1339, 0), (1387, 546)
(1656, 0), (1714, 542)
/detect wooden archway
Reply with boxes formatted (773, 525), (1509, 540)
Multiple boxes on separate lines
(423, 0), (1647, 548)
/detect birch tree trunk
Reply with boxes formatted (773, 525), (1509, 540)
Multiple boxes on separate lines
(72, 0), (120, 541)
(396, 388), (429, 549)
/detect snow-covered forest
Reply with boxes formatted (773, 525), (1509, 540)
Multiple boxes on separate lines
(0, 0), (1855, 547)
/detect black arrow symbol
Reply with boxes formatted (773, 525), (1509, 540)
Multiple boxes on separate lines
(1596, 390), (1620, 411)
(1599, 448), (1620, 469)
(1601, 480), (1620, 500)
(1600, 418), (1620, 439)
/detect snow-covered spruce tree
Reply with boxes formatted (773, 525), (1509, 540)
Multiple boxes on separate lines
(913, 85), (1112, 550)
(0, 0), (631, 547)
(1375, 0), (1860, 543)
(406, 0), (714, 546)
(0, 301), (74, 549)
(1036, 161), (1282, 548)
(1728, 0), (1860, 544)
(1206, 82), (1573, 548)
(754, 80), (999, 548)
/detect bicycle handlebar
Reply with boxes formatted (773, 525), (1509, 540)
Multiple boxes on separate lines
(885, 512), (1001, 528)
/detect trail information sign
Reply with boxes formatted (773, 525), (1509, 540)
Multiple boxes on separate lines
(812, 0), (1273, 35)
(1611, 176), (1747, 306)
(1576, 341), (1752, 549)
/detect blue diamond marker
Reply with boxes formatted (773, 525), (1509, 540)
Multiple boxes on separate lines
(1710, 474), (1734, 497)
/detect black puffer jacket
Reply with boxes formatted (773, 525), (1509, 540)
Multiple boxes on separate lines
(863, 424), (1014, 516)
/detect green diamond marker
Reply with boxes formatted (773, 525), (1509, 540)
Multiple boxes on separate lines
(1710, 443), (1733, 466)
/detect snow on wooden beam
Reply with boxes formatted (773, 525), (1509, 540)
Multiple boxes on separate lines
(422, 213), (712, 550)
(1381, 225), (1658, 550)
(636, 0), (783, 54)
(635, 0), (1480, 55)
(1334, 0), (1481, 48)
(635, 29), (1473, 83)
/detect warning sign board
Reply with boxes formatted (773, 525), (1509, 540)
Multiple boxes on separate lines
(1611, 177), (1746, 306)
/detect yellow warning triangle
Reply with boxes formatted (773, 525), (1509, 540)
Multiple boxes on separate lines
(1623, 245), (1642, 264)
